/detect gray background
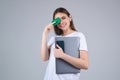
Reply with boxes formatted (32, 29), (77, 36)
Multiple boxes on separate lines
(0, 0), (120, 80)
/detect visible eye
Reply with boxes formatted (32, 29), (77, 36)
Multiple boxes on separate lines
(61, 16), (66, 20)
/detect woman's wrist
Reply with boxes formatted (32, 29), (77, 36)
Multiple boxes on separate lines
(42, 28), (49, 36)
(60, 52), (66, 59)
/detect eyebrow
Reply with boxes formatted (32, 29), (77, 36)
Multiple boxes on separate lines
(60, 16), (66, 19)
(55, 15), (66, 19)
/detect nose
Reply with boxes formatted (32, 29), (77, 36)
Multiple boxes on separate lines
(59, 18), (63, 24)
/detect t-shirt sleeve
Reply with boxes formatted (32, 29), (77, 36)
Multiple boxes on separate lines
(47, 36), (55, 47)
(79, 33), (88, 51)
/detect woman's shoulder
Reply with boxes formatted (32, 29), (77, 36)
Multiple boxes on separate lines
(49, 35), (61, 40)
(71, 31), (85, 37)
(51, 31), (86, 37)
(75, 31), (83, 34)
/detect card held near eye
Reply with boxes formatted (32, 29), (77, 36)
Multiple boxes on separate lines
(55, 37), (80, 74)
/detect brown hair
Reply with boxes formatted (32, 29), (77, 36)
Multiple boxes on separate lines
(53, 7), (77, 35)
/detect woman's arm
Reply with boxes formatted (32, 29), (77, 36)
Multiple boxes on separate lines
(62, 50), (89, 70)
(54, 45), (89, 69)
(40, 23), (53, 61)
(40, 33), (50, 61)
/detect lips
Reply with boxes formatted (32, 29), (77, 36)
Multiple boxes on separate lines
(60, 22), (67, 28)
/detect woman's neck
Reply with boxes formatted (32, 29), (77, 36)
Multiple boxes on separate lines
(62, 29), (75, 36)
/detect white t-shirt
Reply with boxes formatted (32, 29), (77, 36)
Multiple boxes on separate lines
(44, 32), (88, 80)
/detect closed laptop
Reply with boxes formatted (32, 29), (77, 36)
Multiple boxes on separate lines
(55, 37), (80, 74)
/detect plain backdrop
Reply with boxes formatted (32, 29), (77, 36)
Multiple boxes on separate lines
(0, 0), (120, 80)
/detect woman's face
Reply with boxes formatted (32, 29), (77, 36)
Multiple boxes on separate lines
(54, 12), (71, 31)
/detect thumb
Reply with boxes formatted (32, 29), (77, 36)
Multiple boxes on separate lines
(56, 44), (61, 49)
(52, 21), (55, 25)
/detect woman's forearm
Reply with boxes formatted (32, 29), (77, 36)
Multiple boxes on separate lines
(40, 32), (49, 61)
(61, 52), (89, 69)
(40, 23), (54, 61)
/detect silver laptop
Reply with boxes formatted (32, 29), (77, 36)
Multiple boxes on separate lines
(55, 37), (80, 74)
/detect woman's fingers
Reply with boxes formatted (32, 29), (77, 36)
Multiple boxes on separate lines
(44, 23), (54, 33)
(56, 44), (61, 49)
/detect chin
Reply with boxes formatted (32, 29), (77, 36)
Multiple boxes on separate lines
(61, 28), (67, 31)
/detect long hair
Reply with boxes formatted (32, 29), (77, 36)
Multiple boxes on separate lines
(53, 7), (77, 35)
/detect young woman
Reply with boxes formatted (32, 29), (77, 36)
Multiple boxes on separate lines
(40, 7), (89, 80)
